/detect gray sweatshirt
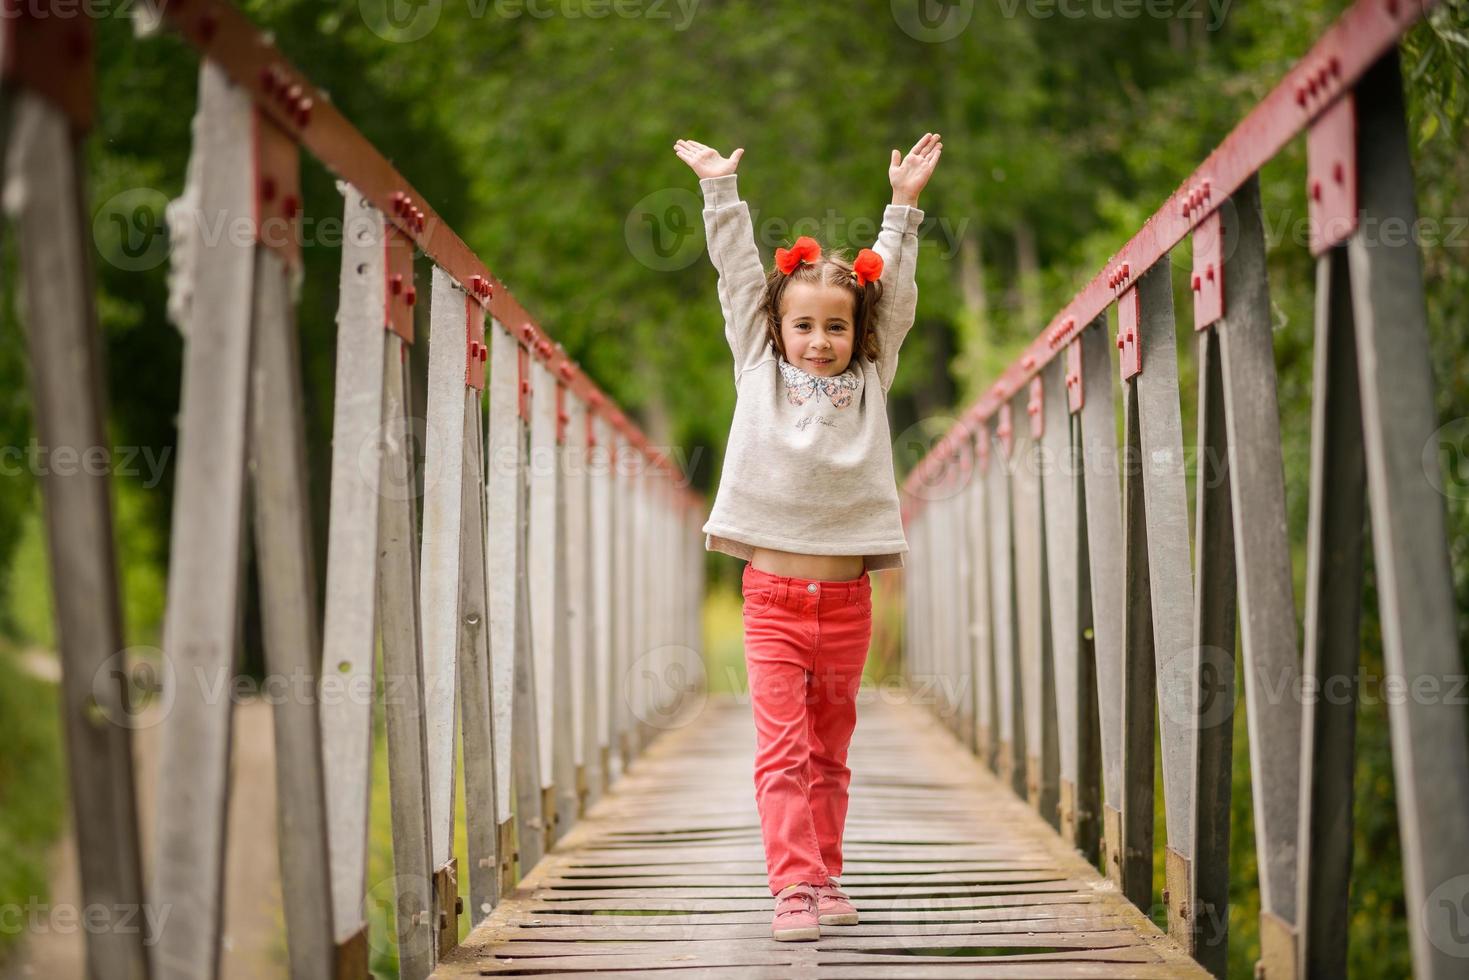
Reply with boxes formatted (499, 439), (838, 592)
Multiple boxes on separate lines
(696, 173), (924, 571)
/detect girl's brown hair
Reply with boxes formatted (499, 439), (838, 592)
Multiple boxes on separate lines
(760, 247), (884, 366)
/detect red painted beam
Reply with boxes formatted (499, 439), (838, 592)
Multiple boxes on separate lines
(905, 0), (1433, 505)
(148, 0), (698, 505)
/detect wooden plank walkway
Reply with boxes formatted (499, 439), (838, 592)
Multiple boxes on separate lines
(434, 691), (1210, 978)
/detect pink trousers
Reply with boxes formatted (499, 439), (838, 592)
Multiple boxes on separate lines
(741, 562), (873, 896)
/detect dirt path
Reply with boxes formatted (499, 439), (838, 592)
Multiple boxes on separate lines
(3, 651), (287, 980)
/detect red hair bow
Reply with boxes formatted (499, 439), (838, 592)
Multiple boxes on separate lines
(853, 248), (884, 287)
(775, 236), (821, 275)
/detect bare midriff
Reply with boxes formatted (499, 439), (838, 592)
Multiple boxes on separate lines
(750, 546), (866, 582)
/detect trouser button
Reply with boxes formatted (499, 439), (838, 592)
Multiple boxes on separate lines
(806, 583), (818, 594)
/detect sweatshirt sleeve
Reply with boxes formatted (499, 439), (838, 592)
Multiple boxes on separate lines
(699, 174), (772, 381)
(870, 203), (924, 393)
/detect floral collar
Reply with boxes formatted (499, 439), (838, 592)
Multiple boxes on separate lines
(778, 356), (861, 409)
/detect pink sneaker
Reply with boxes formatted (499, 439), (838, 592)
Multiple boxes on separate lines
(816, 879), (859, 925)
(771, 882), (821, 941)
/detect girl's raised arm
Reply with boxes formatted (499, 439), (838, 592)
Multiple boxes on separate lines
(674, 140), (770, 381)
(870, 201), (924, 394)
(871, 133), (942, 392)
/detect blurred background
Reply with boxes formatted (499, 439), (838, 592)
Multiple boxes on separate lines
(0, 0), (1465, 976)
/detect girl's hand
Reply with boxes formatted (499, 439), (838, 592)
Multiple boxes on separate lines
(889, 132), (942, 207)
(674, 140), (744, 180)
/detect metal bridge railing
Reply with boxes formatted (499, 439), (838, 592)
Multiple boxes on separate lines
(900, 1), (1466, 977)
(0, 1), (705, 978)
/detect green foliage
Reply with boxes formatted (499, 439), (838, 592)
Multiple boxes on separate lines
(0, 644), (65, 960)
(703, 588), (745, 696)
(0, 232), (36, 639)
(3, 479), (168, 650)
(3, 497), (52, 650)
(364, 644), (475, 978)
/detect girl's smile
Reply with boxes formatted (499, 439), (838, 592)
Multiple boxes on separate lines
(779, 281), (857, 376)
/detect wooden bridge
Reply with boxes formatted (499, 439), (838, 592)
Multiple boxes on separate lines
(1, 1), (1464, 978)
(433, 693), (1210, 978)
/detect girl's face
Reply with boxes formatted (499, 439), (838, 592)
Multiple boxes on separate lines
(778, 280), (857, 376)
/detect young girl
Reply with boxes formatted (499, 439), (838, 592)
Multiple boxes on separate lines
(673, 134), (942, 941)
